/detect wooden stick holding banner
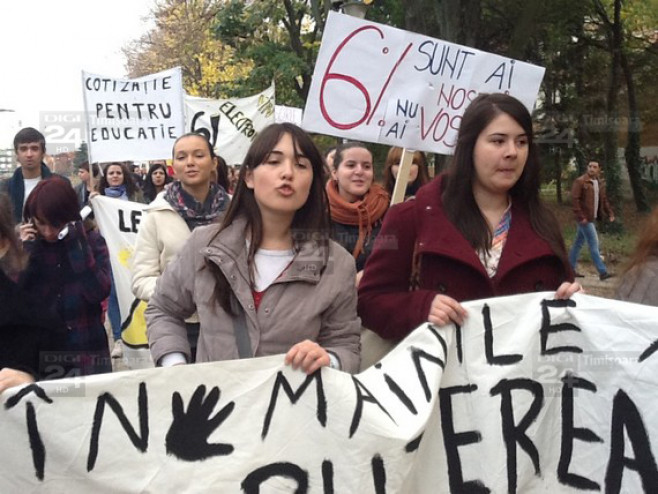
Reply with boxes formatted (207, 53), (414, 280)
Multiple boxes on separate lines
(389, 147), (415, 206)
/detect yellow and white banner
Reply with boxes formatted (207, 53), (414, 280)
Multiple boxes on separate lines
(2, 293), (657, 492)
(185, 85), (276, 167)
(91, 196), (151, 368)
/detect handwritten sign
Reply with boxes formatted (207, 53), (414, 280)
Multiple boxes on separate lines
(1, 293), (657, 492)
(82, 67), (185, 163)
(303, 12), (545, 154)
(185, 85), (275, 166)
(275, 104), (303, 126)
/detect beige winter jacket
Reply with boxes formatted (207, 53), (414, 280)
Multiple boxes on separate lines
(146, 216), (362, 372)
(131, 194), (194, 302)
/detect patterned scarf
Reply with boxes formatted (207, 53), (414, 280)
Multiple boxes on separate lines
(164, 180), (229, 230)
(326, 180), (389, 259)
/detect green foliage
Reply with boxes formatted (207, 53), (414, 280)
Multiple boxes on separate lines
(214, 0), (322, 107)
(74, 143), (89, 167)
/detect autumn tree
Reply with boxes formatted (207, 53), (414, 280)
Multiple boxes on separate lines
(123, 0), (251, 98)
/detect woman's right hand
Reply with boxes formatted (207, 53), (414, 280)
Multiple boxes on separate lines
(18, 222), (38, 242)
(89, 191), (100, 201)
(428, 294), (468, 327)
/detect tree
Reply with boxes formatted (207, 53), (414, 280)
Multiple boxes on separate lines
(74, 143), (89, 167)
(123, 0), (251, 98)
(214, 0), (324, 107)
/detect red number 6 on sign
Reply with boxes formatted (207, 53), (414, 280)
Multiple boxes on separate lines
(319, 26), (413, 131)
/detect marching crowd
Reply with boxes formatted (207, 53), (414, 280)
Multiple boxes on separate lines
(1, 93), (658, 394)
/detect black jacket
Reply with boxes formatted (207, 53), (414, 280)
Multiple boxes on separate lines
(0, 270), (67, 380)
(1, 163), (70, 223)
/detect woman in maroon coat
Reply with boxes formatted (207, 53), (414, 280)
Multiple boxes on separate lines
(358, 93), (581, 340)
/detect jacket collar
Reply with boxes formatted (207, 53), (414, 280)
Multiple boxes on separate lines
(201, 215), (326, 285)
(413, 175), (557, 278)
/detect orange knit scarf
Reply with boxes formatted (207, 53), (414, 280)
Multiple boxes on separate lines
(326, 180), (389, 259)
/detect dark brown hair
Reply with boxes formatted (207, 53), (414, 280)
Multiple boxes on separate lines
(382, 147), (430, 197)
(142, 163), (173, 202)
(208, 123), (330, 313)
(442, 93), (568, 262)
(332, 141), (371, 172)
(0, 193), (27, 276)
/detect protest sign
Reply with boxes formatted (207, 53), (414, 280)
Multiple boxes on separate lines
(303, 12), (545, 155)
(1, 293), (657, 492)
(185, 85), (275, 166)
(82, 67), (185, 163)
(275, 105), (303, 126)
(91, 196), (152, 369)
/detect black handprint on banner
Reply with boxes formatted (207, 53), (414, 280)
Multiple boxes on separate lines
(165, 384), (235, 461)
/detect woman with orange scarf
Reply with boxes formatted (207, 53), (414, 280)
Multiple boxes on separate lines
(326, 142), (389, 283)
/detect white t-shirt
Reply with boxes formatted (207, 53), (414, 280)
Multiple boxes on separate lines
(23, 177), (41, 208)
(253, 247), (295, 292)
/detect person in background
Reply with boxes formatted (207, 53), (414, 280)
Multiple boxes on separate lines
(568, 160), (615, 281)
(358, 93), (581, 341)
(98, 162), (144, 203)
(382, 147), (431, 201)
(616, 206), (658, 306)
(18, 178), (112, 376)
(0, 193), (68, 392)
(74, 162), (100, 208)
(326, 141), (389, 284)
(324, 145), (337, 183)
(142, 163), (173, 203)
(1, 127), (70, 224)
(132, 133), (230, 361)
(213, 154), (231, 192)
(146, 123), (361, 373)
(130, 163), (144, 190)
(95, 162), (143, 358)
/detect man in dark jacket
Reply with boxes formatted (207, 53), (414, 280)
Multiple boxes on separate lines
(0, 127), (70, 224)
(568, 161), (615, 281)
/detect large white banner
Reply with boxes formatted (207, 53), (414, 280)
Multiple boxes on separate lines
(91, 196), (151, 368)
(2, 293), (657, 492)
(185, 85), (275, 166)
(303, 12), (545, 154)
(82, 67), (185, 163)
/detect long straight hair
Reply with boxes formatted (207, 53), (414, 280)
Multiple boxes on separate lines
(208, 123), (330, 313)
(442, 93), (568, 262)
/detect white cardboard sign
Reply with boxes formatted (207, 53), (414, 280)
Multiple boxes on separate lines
(303, 12), (545, 154)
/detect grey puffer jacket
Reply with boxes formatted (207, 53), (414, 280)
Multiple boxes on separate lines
(146, 216), (361, 372)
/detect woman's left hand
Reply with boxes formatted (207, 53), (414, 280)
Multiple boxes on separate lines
(285, 340), (330, 375)
(0, 368), (35, 393)
(554, 281), (584, 300)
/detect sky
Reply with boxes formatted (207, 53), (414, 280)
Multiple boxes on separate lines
(0, 0), (155, 149)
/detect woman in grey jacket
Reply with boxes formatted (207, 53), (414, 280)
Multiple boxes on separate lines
(146, 123), (361, 374)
